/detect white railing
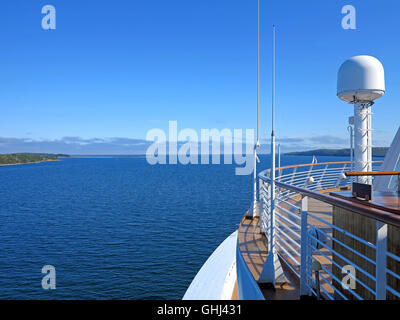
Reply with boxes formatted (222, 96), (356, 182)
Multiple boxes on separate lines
(260, 161), (382, 235)
(258, 160), (400, 300)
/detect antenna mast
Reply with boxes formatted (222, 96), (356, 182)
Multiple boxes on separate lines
(270, 24), (276, 251)
(259, 24), (286, 286)
(250, 0), (261, 218)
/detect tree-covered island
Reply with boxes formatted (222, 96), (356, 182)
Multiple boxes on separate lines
(0, 153), (69, 166)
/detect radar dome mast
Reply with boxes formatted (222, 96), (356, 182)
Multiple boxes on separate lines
(337, 55), (385, 184)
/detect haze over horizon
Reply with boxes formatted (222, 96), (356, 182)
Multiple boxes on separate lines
(0, 135), (389, 155)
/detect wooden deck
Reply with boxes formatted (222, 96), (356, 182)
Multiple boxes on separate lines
(238, 193), (335, 300)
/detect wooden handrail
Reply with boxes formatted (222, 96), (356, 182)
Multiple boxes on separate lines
(269, 160), (384, 173)
(345, 171), (400, 177)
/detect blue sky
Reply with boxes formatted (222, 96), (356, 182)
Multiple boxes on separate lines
(0, 0), (399, 154)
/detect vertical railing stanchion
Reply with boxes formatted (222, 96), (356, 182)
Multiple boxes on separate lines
(375, 220), (388, 300)
(397, 175), (400, 193)
(260, 178), (266, 235)
(317, 164), (328, 189)
(336, 163), (347, 188)
(304, 164), (313, 188)
(289, 167), (297, 186)
(300, 195), (310, 297)
(266, 183), (272, 245)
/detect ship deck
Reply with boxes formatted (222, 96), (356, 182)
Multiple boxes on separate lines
(238, 193), (334, 300)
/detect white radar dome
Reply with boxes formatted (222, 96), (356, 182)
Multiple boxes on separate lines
(337, 55), (385, 103)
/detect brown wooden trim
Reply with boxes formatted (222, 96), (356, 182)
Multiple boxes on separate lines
(346, 171), (400, 177)
(332, 192), (400, 215)
(265, 160), (384, 173)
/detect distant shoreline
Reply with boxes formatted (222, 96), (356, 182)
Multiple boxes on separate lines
(69, 155), (147, 158)
(0, 159), (60, 167)
(0, 153), (68, 167)
(285, 147), (388, 157)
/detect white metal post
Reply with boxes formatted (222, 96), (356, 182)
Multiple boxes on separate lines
(270, 23), (276, 250)
(304, 164), (313, 187)
(269, 22), (276, 256)
(278, 143), (281, 177)
(317, 165), (328, 190)
(258, 25), (286, 286)
(251, 146), (259, 217)
(398, 175), (400, 193)
(254, 0), (260, 217)
(375, 220), (387, 300)
(289, 167), (297, 186)
(266, 182), (271, 239)
(354, 102), (373, 184)
(348, 120), (354, 184)
(249, 0), (260, 218)
(259, 179), (265, 234)
(348, 117), (354, 172)
(300, 196), (311, 296)
(270, 153), (275, 254)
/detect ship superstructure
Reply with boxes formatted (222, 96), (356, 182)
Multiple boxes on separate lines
(184, 51), (400, 300)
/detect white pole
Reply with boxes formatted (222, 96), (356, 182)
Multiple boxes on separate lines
(375, 221), (388, 300)
(300, 196), (311, 296)
(258, 24), (286, 285)
(277, 68), (281, 176)
(354, 102), (373, 184)
(251, 0), (260, 218)
(348, 123), (354, 181)
(278, 143), (281, 176)
(270, 24), (276, 253)
(257, 0), (260, 145)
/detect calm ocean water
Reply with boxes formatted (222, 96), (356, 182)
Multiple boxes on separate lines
(0, 154), (368, 299)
